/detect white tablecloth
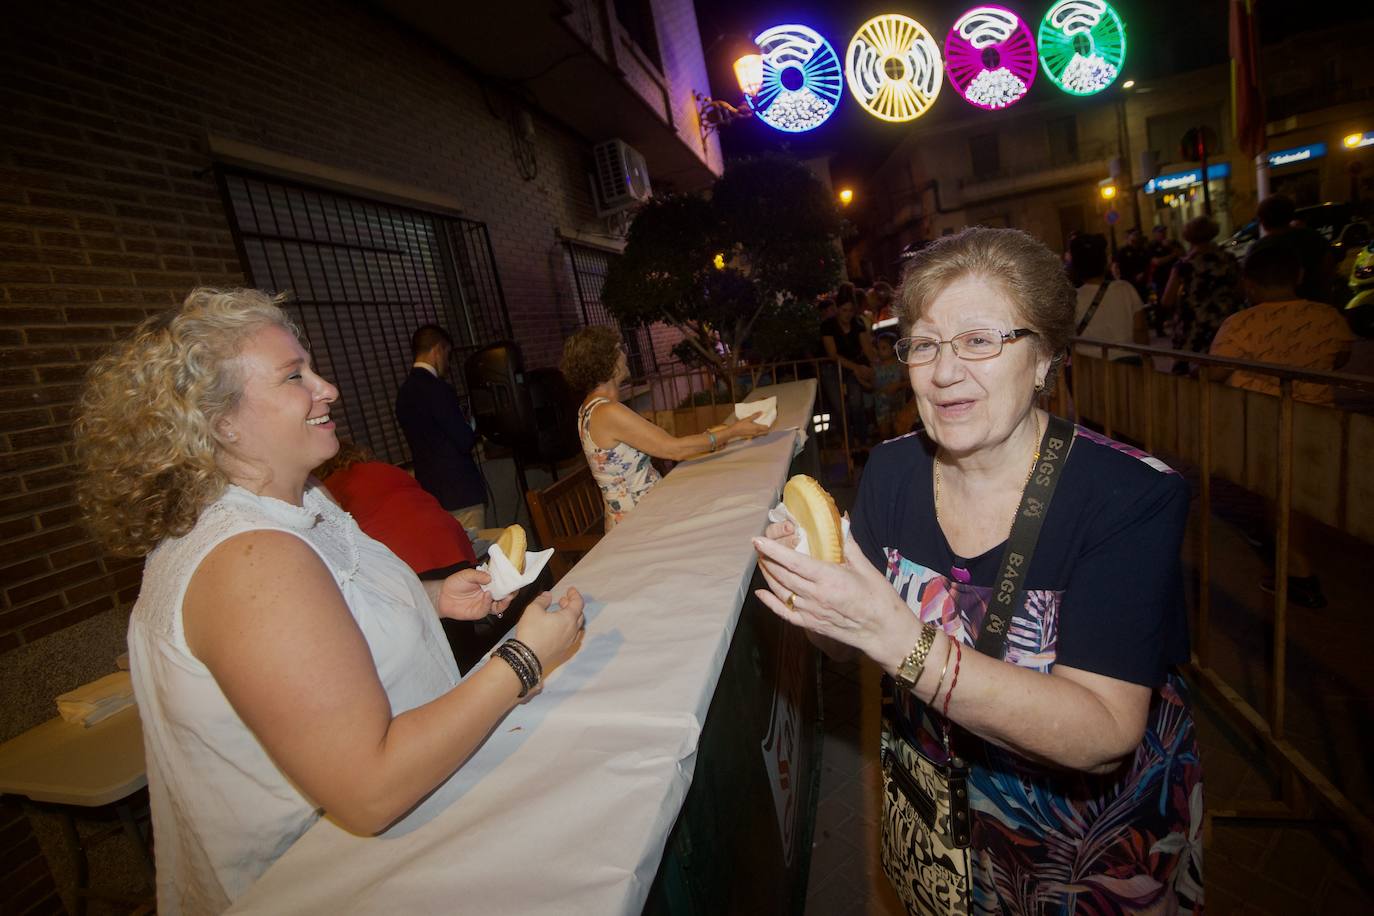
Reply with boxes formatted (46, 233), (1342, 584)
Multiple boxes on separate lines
(229, 380), (817, 915)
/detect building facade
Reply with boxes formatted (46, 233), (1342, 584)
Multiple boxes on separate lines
(0, 0), (717, 909)
(851, 21), (1374, 283)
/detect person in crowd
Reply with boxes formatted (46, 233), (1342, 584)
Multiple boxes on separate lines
(75, 289), (585, 913)
(314, 439), (476, 578)
(753, 228), (1203, 913)
(1147, 224), (1184, 303)
(1061, 228), (1080, 279)
(1208, 244), (1353, 406)
(314, 440), (527, 672)
(1113, 227), (1153, 302)
(871, 280), (897, 324)
(1071, 232), (1148, 364)
(1247, 194), (1335, 303)
(560, 326), (770, 531)
(395, 324), (487, 530)
(820, 291), (877, 444)
(1206, 245), (1353, 610)
(870, 332), (909, 440)
(1161, 216), (1245, 362)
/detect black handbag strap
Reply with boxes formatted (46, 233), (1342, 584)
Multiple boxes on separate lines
(973, 414), (1075, 659)
(1075, 282), (1111, 337)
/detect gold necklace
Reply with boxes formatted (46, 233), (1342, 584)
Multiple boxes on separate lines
(933, 415), (1042, 536)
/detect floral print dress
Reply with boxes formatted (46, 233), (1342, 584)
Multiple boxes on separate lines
(578, 397), (662, 532)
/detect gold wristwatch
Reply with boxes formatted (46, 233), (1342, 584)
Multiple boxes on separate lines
(893, 622), (937, 690)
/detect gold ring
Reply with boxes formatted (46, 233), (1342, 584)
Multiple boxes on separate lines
(786, 592), (796, 610)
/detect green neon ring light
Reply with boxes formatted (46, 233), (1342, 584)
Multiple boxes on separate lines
(1037, 0), (1126, 96)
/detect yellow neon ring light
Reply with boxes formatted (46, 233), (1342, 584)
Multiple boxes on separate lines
(845, 14), (944, 123)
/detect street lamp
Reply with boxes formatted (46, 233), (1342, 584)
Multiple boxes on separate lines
(838, 188), (854, 206)
(1099, 182), (1118, 200)
(694, 42), (764, 141)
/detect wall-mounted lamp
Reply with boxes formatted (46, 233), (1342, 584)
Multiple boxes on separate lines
(838, 188), (854, 206)
(694, 52), (764, 140)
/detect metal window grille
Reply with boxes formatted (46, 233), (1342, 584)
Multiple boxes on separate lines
(216, 167), (512, 465)
(564, 241), (656, 377)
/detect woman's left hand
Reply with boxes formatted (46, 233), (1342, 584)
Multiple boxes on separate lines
(437, 568), (514, 621)
(751, 528), (916, 667)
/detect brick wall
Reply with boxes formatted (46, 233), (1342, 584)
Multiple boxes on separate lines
(0, 0), (687, 908)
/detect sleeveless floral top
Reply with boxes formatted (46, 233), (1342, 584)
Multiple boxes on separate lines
(577, 397), (662, 531)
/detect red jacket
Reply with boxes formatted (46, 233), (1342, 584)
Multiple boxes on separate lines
(323, 462), (476, 574)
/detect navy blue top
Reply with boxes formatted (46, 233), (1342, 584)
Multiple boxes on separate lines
(851, 423), (1191, 687)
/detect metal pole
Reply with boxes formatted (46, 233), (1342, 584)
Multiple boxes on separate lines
(1272, 381), (1294, 741)
(1197, 376), (1212, 666)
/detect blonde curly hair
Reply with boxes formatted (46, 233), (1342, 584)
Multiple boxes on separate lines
(75, 288), (298, 556)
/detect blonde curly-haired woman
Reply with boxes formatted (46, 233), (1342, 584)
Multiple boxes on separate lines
(76, 289), (585, 914)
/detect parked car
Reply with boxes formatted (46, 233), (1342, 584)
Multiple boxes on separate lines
(1219, 201), (1372, 262)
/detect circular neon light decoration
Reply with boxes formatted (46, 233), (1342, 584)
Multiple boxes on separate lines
(845, 14), (943, 123)
(945, 6), (1036, 110)
(749, 24), (843, 133)
(1038, 0), (1126, 96)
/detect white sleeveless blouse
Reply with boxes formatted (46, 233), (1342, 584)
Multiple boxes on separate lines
(127, 484), (461, 914)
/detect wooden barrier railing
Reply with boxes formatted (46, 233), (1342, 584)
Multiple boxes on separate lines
(1061, 337), (1374, 857)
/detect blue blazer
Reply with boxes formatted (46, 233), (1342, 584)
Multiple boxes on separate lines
(394, 367), (485, 511)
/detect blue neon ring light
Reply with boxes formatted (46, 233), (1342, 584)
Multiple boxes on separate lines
(751, 24), (843, 133)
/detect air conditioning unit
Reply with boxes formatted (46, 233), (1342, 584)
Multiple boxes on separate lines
(592, 139), (652, 215)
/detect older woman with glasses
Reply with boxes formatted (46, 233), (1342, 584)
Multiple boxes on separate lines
(753, 228), (1203, 914)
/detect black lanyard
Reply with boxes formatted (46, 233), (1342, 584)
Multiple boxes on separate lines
(973, 414), (1075, 659)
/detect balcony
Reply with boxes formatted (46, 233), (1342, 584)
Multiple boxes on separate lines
(374, 0), (719, 189)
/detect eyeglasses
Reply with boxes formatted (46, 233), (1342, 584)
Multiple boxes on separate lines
(894, 328), (1037, 366)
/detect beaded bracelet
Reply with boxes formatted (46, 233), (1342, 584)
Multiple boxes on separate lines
(492, 642), (539, 697)
(503, 638), (543, 683)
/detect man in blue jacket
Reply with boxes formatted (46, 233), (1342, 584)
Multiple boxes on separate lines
(395, 325), (487, 529)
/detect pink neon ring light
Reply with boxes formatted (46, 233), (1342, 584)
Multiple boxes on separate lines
(944, 6), (1037, 110)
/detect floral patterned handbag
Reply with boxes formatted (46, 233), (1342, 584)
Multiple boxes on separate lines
(878, 415), (1073, 915)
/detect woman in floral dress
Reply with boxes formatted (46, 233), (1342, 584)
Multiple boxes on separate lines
(561, 327), (770, 530)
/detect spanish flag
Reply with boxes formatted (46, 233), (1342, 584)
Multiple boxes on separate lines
(1230, 0), (1266, 159)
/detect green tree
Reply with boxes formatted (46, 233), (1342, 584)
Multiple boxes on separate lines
(601, 153), (840, 382)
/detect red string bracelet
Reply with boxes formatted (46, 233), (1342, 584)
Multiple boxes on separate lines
(942, 640), (962, 720)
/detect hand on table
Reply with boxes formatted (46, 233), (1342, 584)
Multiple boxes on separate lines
(728, 411), (771, 441)
(514, 587), (586, 671)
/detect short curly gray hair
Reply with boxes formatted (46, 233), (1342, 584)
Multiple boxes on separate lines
(896, 227), (1075, 390)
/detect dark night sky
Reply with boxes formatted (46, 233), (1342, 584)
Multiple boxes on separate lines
(690, 0), (1373, 182)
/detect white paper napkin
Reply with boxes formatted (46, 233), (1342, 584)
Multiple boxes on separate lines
(767, 501), (850, 560)
(736, 396), (777, 428)
(480, 543), (555, 600)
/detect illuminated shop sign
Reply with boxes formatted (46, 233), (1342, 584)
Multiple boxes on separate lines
(1143, 162), (1231, 195)
(1266, 143), (1327, 167)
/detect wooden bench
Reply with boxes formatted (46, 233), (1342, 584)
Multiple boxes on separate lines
(525, 464), (604, 580)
